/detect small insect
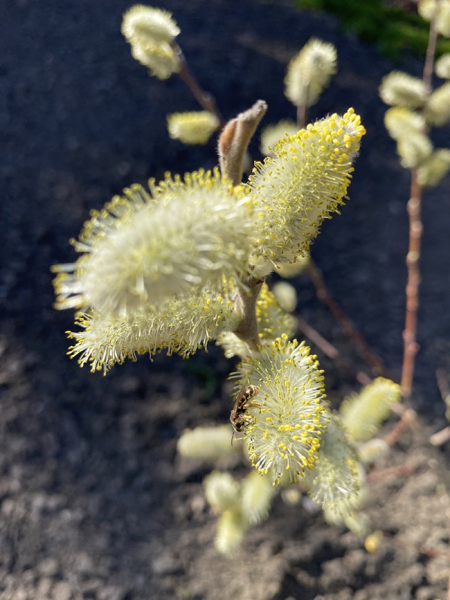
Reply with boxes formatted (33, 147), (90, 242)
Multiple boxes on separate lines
(230, 384), (261, 444)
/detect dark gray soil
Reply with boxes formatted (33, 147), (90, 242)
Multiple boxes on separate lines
(1, 0), (450, 598)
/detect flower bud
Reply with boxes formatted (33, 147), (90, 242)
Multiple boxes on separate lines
(419, 0), (450, 38)
(384, 107), (425, 141)
(204, 472), (241, 513)
(340, 377), (401, 442)
(271, 282), (297, 313)
(284, 39), (337, 108)
(167, 111), (219, 145)
(436, 53), (450, 79)
(260, 120), (298, 157)
(425, 82), (450, 126)
(178, 426), (236, 461)
(379, 72), (426, 108)
(417, 149), (450, 187)
(235, 336), (330, 484)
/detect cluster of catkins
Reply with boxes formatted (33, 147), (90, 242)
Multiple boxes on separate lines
(52, 5), (401, 555)
(380, 0), (450, 185)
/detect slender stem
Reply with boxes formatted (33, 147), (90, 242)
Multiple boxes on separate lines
(172, 43), (223, 126)
(306, 260), (391, 379)
(423, 2), (440, 96)
(400, 6), (439, 400)
(382, 408), (416, 447)
(401, 174), (423, 399)
(296, 102), (307, 130)
(233, 278), (264, 351)
(366, 463), (419, 482)
(295, 315), (372, 386)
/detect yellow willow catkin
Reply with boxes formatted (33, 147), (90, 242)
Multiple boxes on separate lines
(52, 170), (254, 317)
(248, 109), (365, 266)
(167, 111), (219, 145)
(340, 377), (401, 442)
(234, 336), (330, 485)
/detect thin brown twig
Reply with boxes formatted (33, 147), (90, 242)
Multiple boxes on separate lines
(172, 43), (223, 126)
(366, 463), (419, 482)
(306, 260), (391, 379)
(382, 408), (416, 447)
(429, 368), (450, 446)
(295, 314), (372, 386)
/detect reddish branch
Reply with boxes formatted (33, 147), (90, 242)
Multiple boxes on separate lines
(400, 2), (439, 399)
(172, 43), (223, 126)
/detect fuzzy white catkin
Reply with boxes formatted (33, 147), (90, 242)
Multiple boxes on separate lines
(419, 0), (450, 37)
(436, 53), (450, 79)
(284, 39), (337, 108)
(379, 72), (426, 108)
(167, 111), (219, 145)
(177, 426), (236, 461)
(417, 149), (450, 187)
(384, 107), (425, 141)
(131, 42), (180, 80)
(240, 471), (276, 525)
(425, 82), (450, 126)
(397, 132), (433, 169)
(340, 377), (401, 442)
(271, 282), (298, 313)
(357, 438), (389, 464)
(122, 6), (181, 80)
(53, 170), (254, 317)
(204, 472), (241, 513)
(275, 256), (310, 279)
(215, 510), (245, 555)
(122, 5), (180, 45)
(303, 414), (359, 517)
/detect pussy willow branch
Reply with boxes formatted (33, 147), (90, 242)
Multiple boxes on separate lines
(306, 259), (391, 379)
(401, 5), (439, 399)
(218, 101), (268, 350)
(295, 314), (372, 386)
(172, 43), (224, 126)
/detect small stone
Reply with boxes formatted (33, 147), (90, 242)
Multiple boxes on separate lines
(38, 558), (59, 578)
(98, 586), (128, 600)
(36, 578), (53, 598)
(425, 557), (449, 585)
(52, 581), (72, 600)
(343, 549), (367, 576)
(320, 558), (351, 592)
(151, 553), (182, 576)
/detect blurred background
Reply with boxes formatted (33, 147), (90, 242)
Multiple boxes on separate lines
(1, 0), (450, 598)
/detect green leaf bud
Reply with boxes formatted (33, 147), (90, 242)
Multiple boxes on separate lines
(340, 377), (401, 442)
(379, 72), (426, 108)
(435, 53), (450, 79)
(167, 111), (219, 145)
(204, 472), (241, 513)
(240, 471), (276, 525)
(284, 38), (337, 108)
(177, 426), (236, 461)
(419, 0), (450, 38)
(417, 149), (450, 187)
(425, 82), (450, 126)
(271, 282), (298, 314)
(215, 510), (245, 556)
(52, 169), (254, 316)
(235, 336), (330, 485)
(384, 107), (425, 141)
(397, 132), (433, 169)
(248, 109), (365, 266)
(260, 120), (298, 157)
